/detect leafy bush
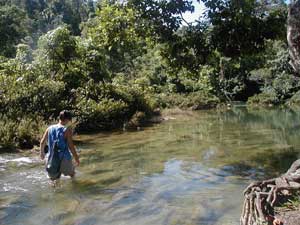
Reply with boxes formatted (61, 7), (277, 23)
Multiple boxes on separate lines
(0, 116), (46, 151)
(248, 40), (298, 104)
(157, 91), (219, 110)
(127, 111), (147, 128)
(287, 91), (300, 106)
(0, 118), (17, 150)
(75, 81), (156, 131)
(76, 97), (129, 131)
(247, 90), (280, 106)
(271, 72), (298, 100)
(172, 66), (215, 94)
(0, 71), (66, 119)
(15, 117), (47, 149)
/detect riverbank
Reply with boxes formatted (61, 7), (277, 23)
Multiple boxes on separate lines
(0, 91), (221, 153)
(2, 97), (300, 154)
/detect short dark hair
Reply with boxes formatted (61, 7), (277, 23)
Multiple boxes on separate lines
(59, 110), (72, 121)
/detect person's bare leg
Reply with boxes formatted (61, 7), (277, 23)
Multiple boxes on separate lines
(50, 178), (60, 187)
(70, 172), (75, 179)
(273, 218), (282, 225)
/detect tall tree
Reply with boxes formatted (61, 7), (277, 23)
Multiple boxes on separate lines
(85, 1), (145, 74)
(201, 0), (287, 57)
(0, 5), (28, 57)
(288, 0), (300, 74)
(128, 0), (194, 42)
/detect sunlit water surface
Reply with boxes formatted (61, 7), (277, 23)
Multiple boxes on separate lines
(1, 107), (300, 225)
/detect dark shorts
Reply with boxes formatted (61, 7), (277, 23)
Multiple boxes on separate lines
(46, 158), (75, 179)
(60, 159), (75, 176)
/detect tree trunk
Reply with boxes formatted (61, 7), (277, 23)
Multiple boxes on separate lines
(288, 0), (300, 75)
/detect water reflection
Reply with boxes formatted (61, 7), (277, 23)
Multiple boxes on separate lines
(1, 107), (300, 225)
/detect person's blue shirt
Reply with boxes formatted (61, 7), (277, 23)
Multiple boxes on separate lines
(47, 124), (72, 160)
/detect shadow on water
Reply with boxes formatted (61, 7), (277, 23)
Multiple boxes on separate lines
(222, 146), (300, 179)
(251, 146), (300, 176)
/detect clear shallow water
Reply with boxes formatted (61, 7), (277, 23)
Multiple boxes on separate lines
(1, 107), (300, 225)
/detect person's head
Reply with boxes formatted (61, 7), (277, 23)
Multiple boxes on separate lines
(59, 110), (72, 125)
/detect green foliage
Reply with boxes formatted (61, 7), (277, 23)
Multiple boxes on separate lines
(37, 26), (78, 72)
(248, 40), (299, 105)
(127, 111), (147, 128)
(84, 1), (146, 74)
(0, 116), (46, 151)
(165, 65), (216, 94)
(129, 45), (168, 90)
(0, 0), (296, 151)
(87, 2), (140, 50)
(0, 67), (66, 119)
(287, 91), (300, 106)
(216, 56), (246, 100)
(158, 92), (219, 110)
(2, 0), (94, 36)
(16, 44), (33, 65)
(0, 5), (28, 57)
(164, 24), (210, 72)
(76, 97), (129, 131)
(36, 26), (89, 92)
(0, 118), (18, 150)
(77, 39), (110, 83)
(202, 0), (287, 57)
(177, 66), (214, 93)
(247, 91), (280, 106)
(128, 0), (194, 42)
(75, 81), (156, 131)
(38, 26), (77, 63)
(250, 40), (293, 85)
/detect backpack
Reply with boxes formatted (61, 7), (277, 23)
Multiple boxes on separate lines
(46, 130), (64, 179)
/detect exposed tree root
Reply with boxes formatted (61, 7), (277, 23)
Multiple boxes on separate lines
(241, 159), (300, 225)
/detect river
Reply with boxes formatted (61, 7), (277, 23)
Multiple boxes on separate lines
(1, 106), (300, 225)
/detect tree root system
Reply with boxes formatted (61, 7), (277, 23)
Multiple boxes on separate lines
(241, 159), (300, 225)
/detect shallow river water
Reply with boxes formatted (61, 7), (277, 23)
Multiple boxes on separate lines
(1, 106), (300, 225)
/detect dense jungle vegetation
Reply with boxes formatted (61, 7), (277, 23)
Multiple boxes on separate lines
(0, 0), (298, 150)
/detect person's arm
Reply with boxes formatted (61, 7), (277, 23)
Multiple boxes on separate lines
(40, 128), (48, 160)
(66, 128), (80, 166)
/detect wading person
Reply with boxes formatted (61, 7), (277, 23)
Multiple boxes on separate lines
(40, 110), (80, 180)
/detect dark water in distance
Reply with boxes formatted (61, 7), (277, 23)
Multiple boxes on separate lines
(1, 106), (300, 225)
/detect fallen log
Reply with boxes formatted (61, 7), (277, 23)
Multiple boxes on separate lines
(241, 159), (300, 225)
